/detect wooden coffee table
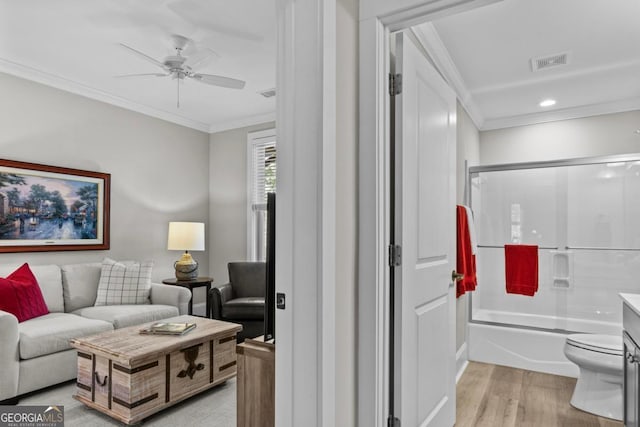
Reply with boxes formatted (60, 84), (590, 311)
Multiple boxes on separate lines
(70, 315), (242, 425)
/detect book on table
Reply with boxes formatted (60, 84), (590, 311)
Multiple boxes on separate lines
(140, 322), (197, 335)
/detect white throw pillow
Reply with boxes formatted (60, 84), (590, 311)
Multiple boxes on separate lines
(94, 258), (153, 306)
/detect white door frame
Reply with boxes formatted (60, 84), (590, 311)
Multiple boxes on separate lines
(357, 1), (502, 426)
(275, 0), (336, 426)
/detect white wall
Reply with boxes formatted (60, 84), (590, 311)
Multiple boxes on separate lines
(0, 72), (210, 285)
(480, 110), (640, 164)
(336, 0), (358, 424)
(455, 103), (479, 352)
(208, 122), (275, 286)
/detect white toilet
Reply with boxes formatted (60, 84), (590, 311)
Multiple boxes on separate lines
(563, 334), (623, 421)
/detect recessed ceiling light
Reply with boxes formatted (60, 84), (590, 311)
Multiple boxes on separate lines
(539, 99), (556, 108)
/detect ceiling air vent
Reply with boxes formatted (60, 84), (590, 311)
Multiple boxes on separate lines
(530, 52), (570, 72)
(259, 88), (276, 98)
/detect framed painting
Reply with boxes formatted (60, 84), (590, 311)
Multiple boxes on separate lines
(0, 159), (110, 252)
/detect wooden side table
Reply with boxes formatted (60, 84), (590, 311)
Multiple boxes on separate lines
(236, 336), (275, 427)
(162, 277), (213, 317)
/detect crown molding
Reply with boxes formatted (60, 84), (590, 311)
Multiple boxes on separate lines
(412, 23), (485, 129)
(482, 97), (640, 131)
(0, 58), (212, 133)
(208, 112), (276, 134)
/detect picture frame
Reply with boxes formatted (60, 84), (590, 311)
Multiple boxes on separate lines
(0, 159), (110, 252)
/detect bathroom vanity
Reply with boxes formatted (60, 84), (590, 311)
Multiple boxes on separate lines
(621, 293), (640, 427)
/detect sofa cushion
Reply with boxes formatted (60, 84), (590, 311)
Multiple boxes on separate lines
(61, 262), (102, 312)
(18, 313), (113, 360)
(0, 264), (64, 313)
(0, 263), (49, 322)
(95, 258), (153, 306)
(222, 297), (265, 320)
(72, 304), (179, 329)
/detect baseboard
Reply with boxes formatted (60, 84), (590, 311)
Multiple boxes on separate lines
(456, 342), (469, 383)
(0, 397), (19, 405)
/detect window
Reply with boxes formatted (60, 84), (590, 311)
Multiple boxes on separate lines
(247, 129), (276, 261)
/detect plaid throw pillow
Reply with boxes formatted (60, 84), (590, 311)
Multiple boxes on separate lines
(94, 258), (153, 306)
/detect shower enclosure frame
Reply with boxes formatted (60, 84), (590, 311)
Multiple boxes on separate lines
(466, 152), (640, 335)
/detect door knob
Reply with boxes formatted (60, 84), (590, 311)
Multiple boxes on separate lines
(451, 270), (464, 282)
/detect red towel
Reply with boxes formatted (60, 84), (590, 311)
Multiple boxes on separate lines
(456, 205), (477, 298)
(504, 244), (538, 296)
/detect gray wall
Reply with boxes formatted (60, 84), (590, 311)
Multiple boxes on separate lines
(0, 72), (210, 284)
(208, 122), (275, 286)
(455, 103), (480, 352)
(336, 0), (358, 424)
(480, 110), (640, 164)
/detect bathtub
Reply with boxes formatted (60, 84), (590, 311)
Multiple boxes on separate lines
(468, 309), (622, 378)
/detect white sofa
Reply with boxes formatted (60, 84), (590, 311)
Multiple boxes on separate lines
(0, 262), (192, 403)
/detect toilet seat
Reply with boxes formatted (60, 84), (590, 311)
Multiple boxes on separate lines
(566, 334), (623, 356)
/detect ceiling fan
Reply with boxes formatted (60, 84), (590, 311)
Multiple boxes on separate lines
(117, 34), (246, 107)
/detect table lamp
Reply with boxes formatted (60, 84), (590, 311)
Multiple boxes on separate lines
(167, 222), (205, 280)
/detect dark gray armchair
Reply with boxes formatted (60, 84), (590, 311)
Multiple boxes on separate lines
(210, 262), (265, 341)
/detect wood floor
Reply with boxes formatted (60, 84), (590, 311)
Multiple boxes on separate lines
(456, 362), (623, 427)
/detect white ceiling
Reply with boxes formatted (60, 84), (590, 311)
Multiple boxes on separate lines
(419, 0), (640, 130)
(1, 1), (638, 134)
(0, 0), (276, 133)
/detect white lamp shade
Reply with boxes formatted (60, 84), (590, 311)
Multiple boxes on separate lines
(167, 222), (205, 251)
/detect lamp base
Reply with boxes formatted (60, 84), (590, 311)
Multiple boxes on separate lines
(174, 252), (198, 281)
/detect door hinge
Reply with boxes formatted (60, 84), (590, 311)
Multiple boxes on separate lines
(388, 244), (402, 267)
(387, 416), (400, 427)
(389, 73), (402, 96)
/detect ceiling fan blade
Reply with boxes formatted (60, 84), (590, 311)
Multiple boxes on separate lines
(184, 48), (219, 71)
(190, 73), (246, 89)
(115, 73), (169, 78)
(119, 43), (166, 69)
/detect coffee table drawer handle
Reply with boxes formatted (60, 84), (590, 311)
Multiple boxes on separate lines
(94, 373), (108, 387)
(177, 345), (206, 380)
(178, 363), (205, 379)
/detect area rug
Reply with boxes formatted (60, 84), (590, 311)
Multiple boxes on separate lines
(18, 378), (236, 426)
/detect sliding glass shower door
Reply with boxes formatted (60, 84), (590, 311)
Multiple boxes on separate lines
(469, 154), (640, 334)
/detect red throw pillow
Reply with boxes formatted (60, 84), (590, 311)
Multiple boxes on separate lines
(0, 263), (49, 322)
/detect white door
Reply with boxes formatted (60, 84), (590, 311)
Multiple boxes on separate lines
(393, 31), (457, 427)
